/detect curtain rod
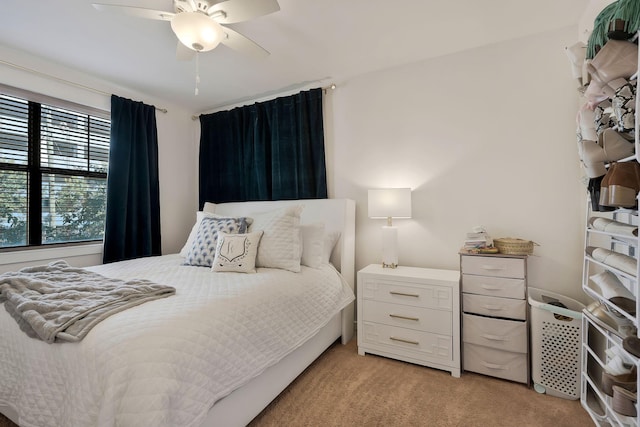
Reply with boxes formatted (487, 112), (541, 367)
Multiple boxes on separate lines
(0, 59), (168, 114)
(190, 83), (336, 121)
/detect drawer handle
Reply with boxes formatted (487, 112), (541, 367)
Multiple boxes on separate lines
(389, 314), (420, 322)
(482, 362), (507, 370)
(390, 336), (420, 345)
(481, 334), (507, 341)
(480, 285), (501, 291)
(389, 291), (420, 298)
(481, 265), (506, 271)
(482, 305), (504, 311)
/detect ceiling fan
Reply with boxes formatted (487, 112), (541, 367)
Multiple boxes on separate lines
(93, 0), (280, 60)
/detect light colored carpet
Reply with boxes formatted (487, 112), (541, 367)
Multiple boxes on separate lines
(249, 339), (593, 426)
(0, 339), (593, 426)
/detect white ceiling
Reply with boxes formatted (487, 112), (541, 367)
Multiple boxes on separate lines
(0, 0), (589, 114)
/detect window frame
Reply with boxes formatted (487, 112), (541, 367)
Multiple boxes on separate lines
(0, 84), (110, 251)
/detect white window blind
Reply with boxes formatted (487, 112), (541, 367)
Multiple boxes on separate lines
(0, 89), (110, 249)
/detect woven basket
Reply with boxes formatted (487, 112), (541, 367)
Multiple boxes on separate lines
(494, 237), (536, 255)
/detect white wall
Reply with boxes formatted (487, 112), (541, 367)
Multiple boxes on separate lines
(0, 46), (198, 273)
(0, 26), (590, 304)
(328, 26), (588, 303)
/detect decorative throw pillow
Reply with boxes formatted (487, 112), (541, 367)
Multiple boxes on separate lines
(179, 211), (213, 257)
(184, 216), (250, 267)
(180, 211), (252, 257)
(300, 222), (325, 269)
(212, 231), (263, 273)
(201, 202), (253, 228)
(249, 205), (304, 272)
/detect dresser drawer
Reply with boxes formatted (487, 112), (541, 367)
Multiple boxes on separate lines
(463, 343), (528, 383)
(361, 278), (452, 310)
(360, 321), (452, 361)
(461, 274), (525, 299)
(462, 293), (526, 320)
(363, 300), (451, 335)
(462, 313), (527, 353)
(461, 256), (525, 279)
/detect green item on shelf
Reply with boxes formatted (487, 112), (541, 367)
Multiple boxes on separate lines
(587, 2), (618, 59)
(609, 0), (640, 37)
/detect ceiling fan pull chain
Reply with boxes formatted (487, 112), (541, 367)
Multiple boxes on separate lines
(92, 0), (281, 95)
(195, 52), (200, 96)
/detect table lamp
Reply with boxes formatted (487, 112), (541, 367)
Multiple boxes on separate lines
(368, 188), (412, 268)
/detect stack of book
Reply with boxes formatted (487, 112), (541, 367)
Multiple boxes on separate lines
(464, 230), (493, 250)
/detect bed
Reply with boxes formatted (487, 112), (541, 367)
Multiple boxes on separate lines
(0, 198), (356, 427)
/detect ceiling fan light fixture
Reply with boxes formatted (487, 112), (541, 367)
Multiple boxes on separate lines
(170, 11), (224, 52)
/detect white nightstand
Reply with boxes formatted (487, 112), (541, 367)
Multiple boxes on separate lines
(357, 264), (461, 377)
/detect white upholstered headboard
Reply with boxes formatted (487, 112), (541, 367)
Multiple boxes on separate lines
(207, 198), (356, 290)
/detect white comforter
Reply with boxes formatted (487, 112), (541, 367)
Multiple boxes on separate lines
(0, 254), (354, 427)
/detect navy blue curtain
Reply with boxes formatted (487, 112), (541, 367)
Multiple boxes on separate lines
(199, 88), (327, 206)
(103, 95), (161, 263)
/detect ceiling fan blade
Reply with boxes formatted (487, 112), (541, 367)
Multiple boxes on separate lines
(208, 0), (280, 24)
(176, 41), (196, 61)
(92, 3), (174, 21)
(221, 27), (270, 58)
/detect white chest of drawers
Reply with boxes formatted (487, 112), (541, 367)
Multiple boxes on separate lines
(357, 264), (461, 377)
(460, 253), (529, 384)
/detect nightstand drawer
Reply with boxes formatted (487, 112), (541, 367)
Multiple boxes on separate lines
(462, 294), (526, 320)
(461, 274), (525, 299)
(463, 343), (528, 383)
(462, 313), (527, 353)
(461, 256), (525, 279)
(363, 300), (451, 335)
(360, 321), (452, 360)
(361, 278), (452, 311)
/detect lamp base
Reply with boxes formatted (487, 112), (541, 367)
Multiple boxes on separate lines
(381, 225), (399, 269)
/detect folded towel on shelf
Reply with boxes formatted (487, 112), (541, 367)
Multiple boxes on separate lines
(586, 246), (637, 277)
(589, 217), (638, 237)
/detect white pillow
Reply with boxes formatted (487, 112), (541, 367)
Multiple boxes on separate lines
(249, 205), (304, 272)
(300, 222), (325, 269)
(322, 231), (341, 265)
(184, 216), (250, 267)
(212, 231), (263, 273)
(203, 202), (217, 213)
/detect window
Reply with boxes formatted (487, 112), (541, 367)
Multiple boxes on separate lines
(0, 88), (110, 249)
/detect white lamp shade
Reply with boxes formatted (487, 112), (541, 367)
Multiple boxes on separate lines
(368, 188), (412, 219)
(171, 12), (225, 52)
